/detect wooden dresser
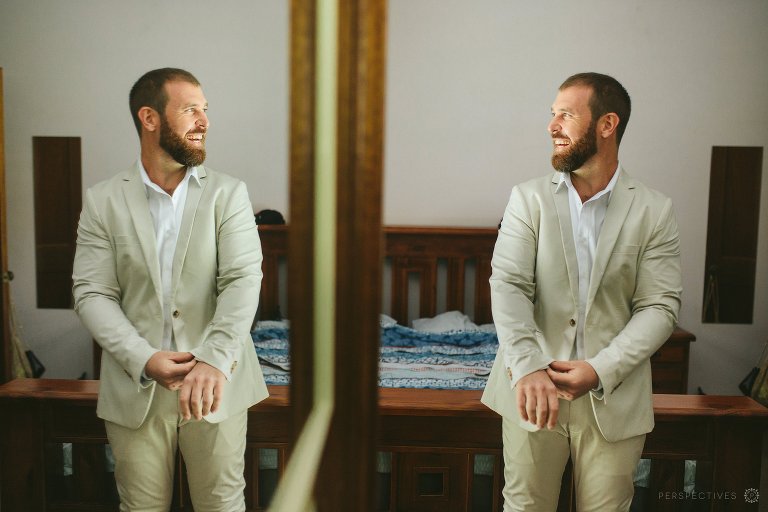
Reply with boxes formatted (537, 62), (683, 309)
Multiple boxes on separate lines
(650, 326), (695, 394)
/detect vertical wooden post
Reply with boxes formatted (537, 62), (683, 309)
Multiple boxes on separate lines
(288, 0), (318, 442)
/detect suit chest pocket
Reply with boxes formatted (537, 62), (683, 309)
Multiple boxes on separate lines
(114, 235), (148, 271)
(604, 244), (641, 283)
(611, 244), (640, 255)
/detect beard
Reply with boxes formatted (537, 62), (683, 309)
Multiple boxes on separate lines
(551, 118), (597, 173)
(159, 116), (206, 167)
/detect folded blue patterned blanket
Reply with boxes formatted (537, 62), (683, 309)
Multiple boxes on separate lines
(252, 323), (498, 390)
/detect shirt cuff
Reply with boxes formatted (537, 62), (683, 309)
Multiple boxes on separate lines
(504, 354), (555, 389)
(139, 369), (155, 388)
(590, 377), (605, 400)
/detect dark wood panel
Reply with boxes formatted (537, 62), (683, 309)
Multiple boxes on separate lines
(256, 226), (287, 322)
(380, 415), (500, 450)
(703, 146), (763, 323)
(46, 402), (107, 440)
(642, 419), (711, 459)
(651, 329), (695, 393)
(33, 136), (82, 309)
(0, 398), (47, 510)
(396, 452), (471, 512)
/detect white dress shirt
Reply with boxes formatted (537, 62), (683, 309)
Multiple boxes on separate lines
(557, 165), (621, 360)
(139, 162), (200, 351)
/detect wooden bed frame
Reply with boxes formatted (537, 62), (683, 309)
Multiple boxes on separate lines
(1, 225), (767, 512)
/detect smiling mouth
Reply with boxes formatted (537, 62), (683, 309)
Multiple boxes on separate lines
(553, 138), (570, 149)
(186, 133), (205, 144)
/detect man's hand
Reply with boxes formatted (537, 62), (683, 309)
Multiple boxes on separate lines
(515, 369), (559, 430)
(546, 360), (599, 401)
(145, 351), (197, 390)
(179, 362), (226, 421)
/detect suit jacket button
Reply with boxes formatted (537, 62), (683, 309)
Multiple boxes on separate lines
(172, 310), (180, 318)
(569, 318), (576, 327)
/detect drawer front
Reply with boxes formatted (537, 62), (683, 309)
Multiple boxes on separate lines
(651, 345), (686, 363)
(651, 365), (686, 394)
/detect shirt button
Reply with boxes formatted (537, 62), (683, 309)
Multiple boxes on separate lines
(173, 310), (180, 318)
(569, 318), (576, 327)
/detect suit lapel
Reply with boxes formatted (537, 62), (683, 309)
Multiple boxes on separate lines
(586, 171), (636, 310)
(122, 165), (162, 298)
(551, 174), (580, 306)
(172, 167), (208, 291)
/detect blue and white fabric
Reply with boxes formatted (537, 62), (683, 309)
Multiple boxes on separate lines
(252, 314), (498, 390)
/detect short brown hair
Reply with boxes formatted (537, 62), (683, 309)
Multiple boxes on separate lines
(560, 72), (631, 144)
(129, 68), (200, 135)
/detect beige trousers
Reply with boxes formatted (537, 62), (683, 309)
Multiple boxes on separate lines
(105, 385), (248, 512)
(502, 394), (645, 512)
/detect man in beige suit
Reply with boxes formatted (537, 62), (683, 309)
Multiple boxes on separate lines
(73, 68), (268, 511)
(482, 73), (682, 511)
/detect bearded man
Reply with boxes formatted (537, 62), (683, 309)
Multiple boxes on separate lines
(73, 68), (268, 511)
(482, 72), (682, 511)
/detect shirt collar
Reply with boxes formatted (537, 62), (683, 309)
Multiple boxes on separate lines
(138, 160), (201, 196)
(555, 163), (622, 201)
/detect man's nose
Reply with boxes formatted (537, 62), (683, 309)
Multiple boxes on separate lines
(547, 117), (559, 135)
(197, 111), (210, 130)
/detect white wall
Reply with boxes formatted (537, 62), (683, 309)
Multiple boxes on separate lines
(384, 0), (768, 394)
(0, 0), (289, 378)
(1, 1), (766, 395)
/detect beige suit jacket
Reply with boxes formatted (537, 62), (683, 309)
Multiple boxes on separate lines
(73, 163), (268, 428)
(481, 170), (682, 442)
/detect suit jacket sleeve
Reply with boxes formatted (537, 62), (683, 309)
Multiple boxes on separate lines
(586, 197), (682, 397)
(73, 188), (158, 386)
(490, 185), (554, 387)
(190, 181), (263, 379)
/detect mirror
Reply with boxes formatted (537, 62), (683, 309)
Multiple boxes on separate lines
(0, 1), (289, 379)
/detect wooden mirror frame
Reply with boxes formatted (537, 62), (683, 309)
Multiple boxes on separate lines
(288, 1), (387, 509)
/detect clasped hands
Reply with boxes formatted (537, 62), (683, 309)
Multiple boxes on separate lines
(515, 360), (599, 430)
(144, 351), (226, 421)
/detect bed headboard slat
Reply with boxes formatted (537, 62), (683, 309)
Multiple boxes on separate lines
(257, 225), (498, 325)
(256, 226), (288, 321)
(446, 258), (466, 313)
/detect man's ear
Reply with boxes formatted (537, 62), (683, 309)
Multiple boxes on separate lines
(138, 106), (160, 133)
(599, 112), (620, 140)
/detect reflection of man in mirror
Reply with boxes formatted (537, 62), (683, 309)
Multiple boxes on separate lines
(482, 72), (682, 511)
(73, 68), (268, 510)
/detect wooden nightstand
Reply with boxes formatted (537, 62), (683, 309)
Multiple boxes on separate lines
(650, 327), (695, 394)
